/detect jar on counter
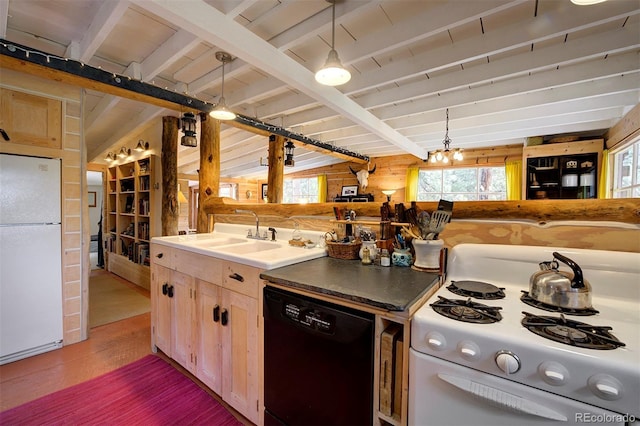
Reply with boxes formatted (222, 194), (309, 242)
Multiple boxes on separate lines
(380, 249), (391, 267)
(392, 248), (412, 267)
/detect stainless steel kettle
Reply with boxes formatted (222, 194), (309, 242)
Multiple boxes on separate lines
(529, 252), (592, 310)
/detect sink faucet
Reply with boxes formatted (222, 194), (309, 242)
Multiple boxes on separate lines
(235, 209), (266, 240)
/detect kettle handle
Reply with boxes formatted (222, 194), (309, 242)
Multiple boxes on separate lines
(552, 252), (585, 289)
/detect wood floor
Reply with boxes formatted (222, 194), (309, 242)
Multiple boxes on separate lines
(0, 270), (251, 425)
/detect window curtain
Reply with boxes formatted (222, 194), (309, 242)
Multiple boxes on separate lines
(505, 159), (522, 200)
(598, 149), (609, 199)
(317, 174), (327, 203)
(405, 167), (419, 202)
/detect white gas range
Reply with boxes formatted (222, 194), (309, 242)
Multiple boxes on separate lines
(409, 244), (639, 426)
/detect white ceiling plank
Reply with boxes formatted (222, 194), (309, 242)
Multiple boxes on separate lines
(88, 105), (165, 161)
(79, 0), (129, 63)
(343, 1), (640, 95)
(339, 0), (528, 65)
(373, 53), (640, 121)
(141, 29), (201, 79)
(130, 0), (429, 159)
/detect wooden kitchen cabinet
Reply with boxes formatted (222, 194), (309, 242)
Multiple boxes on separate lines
(150, 262), (196, 373)
(150, 243), (261, 425)
(522, 139), (603, 200)
(0, 88), (62, 149)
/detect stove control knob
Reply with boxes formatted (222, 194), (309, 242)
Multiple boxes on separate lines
(588, 374), (623, 400)
(457, 341), (481, 361)
(538, 361), (569, 386)
(495, 350), (520, 374)
(425, 331), (446, 351)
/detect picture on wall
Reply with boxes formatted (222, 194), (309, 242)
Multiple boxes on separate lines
(88, 191), (96, 207)
(341, 185), (359, 197)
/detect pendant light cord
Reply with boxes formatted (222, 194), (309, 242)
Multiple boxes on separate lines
(331, 0), (336, 50)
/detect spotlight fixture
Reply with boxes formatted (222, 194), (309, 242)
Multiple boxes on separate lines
(284, 140), (295, 167)
(209, 52), (236, 121)
(118, 147), (131, 159)
(315, 0), (351, 86)
(381, 189), (396, 202)
(181, 112), (198, 147)
(104, 152), (115, 162)
(135, 139), (149, 152)
(429, 108), (463, 164)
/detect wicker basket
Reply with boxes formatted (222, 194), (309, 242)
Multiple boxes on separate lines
(326, 240), (362, 260)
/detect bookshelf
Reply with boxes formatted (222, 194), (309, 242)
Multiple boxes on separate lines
(106, 155), (161, 289)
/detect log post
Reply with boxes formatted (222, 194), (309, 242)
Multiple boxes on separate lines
(197, 113), (220, 233)
(161, 116), (179, 236)
(267, 134), (284, 203)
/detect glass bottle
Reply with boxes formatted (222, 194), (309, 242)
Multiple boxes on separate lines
(292, 222), (302, 241)
(361, 246), (372, 265)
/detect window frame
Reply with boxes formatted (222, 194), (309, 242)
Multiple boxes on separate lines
(416, 165), (507, 201)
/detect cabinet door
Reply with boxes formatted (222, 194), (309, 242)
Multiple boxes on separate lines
(221, 289), (259, 424)
(151, 265), (172, 356)
(0, 88), (62, 149)
(196, 279), (223, 395)
(171, 270), (195, 372)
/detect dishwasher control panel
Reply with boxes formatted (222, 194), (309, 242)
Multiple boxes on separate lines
(284, 302), (336, 333)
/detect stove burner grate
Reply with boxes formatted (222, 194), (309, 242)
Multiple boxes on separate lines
(520, 291), (599, 316)
(447, 280), (505, 300)
(521, 312), (625, 350)
(431, 296), (502, 324)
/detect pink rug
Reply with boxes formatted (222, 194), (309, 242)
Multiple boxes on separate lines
(0, 355), (243, 425)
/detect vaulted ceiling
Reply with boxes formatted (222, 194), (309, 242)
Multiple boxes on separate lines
(2, 0), (639, 179)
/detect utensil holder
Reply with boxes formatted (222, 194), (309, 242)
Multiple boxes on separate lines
(412, 239), (444, 269)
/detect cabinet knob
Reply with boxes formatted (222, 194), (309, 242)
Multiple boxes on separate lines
(162, 283), (168, 295)
(167, 285), (174, 298)
(221, 309), (229, 326)
(156, 253), (163, 259)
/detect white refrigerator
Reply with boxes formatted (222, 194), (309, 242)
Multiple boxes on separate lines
(0, 153), (64, 365)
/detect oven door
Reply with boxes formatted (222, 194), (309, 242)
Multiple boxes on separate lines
(409, 349), (628, 426)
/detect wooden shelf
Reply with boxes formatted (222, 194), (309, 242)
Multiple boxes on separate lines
(105, 155), (160, 289)
(522, 139), (602, 200)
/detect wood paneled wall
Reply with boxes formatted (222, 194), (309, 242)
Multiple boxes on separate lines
(282, 145), (523, 202)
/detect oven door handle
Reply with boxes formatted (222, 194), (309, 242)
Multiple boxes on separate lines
(437, 373), (567, 422)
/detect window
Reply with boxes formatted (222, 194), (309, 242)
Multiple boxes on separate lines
(283, 177), (318, 203)
(612, 139), (640, 198)
(417, 166), (506, 201)
(219, 183), (238, 199)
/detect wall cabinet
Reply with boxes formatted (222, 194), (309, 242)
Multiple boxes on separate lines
(0, 88), (62, 149)
(522, 139), (602, 200)
(106, 155), (160, 289)
(150, 244), (261, 425)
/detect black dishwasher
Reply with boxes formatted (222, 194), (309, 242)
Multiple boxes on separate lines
(263, 286), (374, 426)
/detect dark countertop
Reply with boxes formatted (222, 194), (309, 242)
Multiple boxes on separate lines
(260, 257), (440, 311)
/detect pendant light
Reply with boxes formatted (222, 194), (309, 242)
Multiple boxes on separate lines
(180, 112), (198, 147)
(570, 0), (607, 4)
(429, 108), (463, 164)
(209, 51), (236, 121)
(315, 0), (351, 86)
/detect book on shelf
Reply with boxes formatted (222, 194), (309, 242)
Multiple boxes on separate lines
(125, 195), (134, 213)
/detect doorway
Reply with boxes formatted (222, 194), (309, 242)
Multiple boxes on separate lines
(86, 170), (150, 328)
